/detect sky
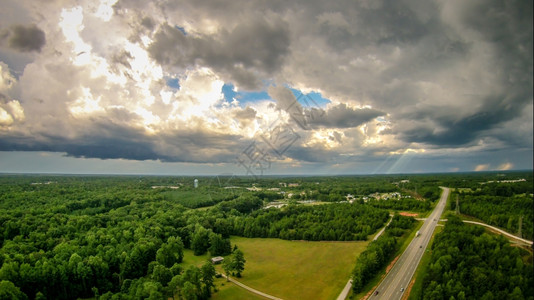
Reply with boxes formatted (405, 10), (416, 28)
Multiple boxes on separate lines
(0, 0), (532, 176)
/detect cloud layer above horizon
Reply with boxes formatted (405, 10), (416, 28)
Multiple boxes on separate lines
(0, 0), (532, 174)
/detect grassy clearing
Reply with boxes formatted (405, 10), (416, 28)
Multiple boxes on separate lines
(182, 249), (210, 268)
(182, 249), (266, 299)
(211, 277), (266, 300)
(223, 236), (369, 300)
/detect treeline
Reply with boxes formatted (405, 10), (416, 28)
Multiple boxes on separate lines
(452, 191), (533, 240)
(163, 189), (233, 209)
(401, 183), (441, 201)
(309, 180), (398, 201)
(441, 171), (533, 191)
(164, 189), (282, 209)
(421, 215), (533, 299)
(366, 198), (431, 212)
(351, 214), (416, 293)
(475, 181), (533, 197)
(231, 203), (389, 241)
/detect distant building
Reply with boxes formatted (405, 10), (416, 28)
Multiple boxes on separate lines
(194, 179), (198, 188)
(211, 256), (224, 264)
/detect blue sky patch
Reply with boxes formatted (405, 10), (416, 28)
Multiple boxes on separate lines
(222, 83), (332, 108)
(289, 88), (331, 108)
(222, 83), (272, 105)
(165, 77), (180, 90)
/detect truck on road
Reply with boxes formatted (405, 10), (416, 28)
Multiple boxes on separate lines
(416, 231), (421, 237)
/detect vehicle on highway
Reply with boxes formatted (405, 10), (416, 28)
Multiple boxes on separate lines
(374, 291), (379, 295)
(416, 230), (421, 237)
(400, 287), (404, 292)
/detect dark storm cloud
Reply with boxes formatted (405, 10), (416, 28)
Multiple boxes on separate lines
(1, 24), (46, 52)
(284, 145), (336, 163)
(308, 103), (384, 129)
(461, 0), (532, 88)
(317, 0), (432, 51)
(140, 17), (155, 30)
(160, 129), (246, 163)
(268, 86), (384, 129)
(0, 119), (246, 163)
(285, 0), (532, 152)
(0, 0), (532, 174)
(397, 93), (531, 146)
(0, 122), (164, 161)
(148, 18), (290, 90)
(388, 0), (533, 147)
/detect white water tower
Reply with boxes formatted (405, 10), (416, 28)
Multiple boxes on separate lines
(194, 179), (198, 188)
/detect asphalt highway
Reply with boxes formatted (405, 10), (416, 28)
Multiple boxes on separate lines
(370, 187), (450, 300)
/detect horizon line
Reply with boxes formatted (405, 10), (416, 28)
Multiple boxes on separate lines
(0, 169), (531, 177)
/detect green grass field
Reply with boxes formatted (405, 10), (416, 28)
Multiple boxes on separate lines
(182, 249), (267, 299)
(216, 236), (369, 300)
(182, 249), (210, 267)
(211, 277), (266, 300)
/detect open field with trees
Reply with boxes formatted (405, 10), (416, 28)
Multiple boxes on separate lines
(0, 175), (394, 299)
(228, 236), (368, 300)
(0, 171), (530, 299)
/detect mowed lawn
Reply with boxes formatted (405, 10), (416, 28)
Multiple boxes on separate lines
(221, 236), (369, 300)
(182, 249), (210, 267)
(211, 277), (266, 300)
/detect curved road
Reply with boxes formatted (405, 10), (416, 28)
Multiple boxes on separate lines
(416, 219), (533, 246)
(461, 220), (532, 245)
(371, 187), (449, 300)
(220, 274), (283, 300)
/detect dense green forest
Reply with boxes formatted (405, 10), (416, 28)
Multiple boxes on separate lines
(0, 175), (403, 299)
(231, 203), (389, 240)
(1, 172), (529, 299)
(449, 176), (534, 240)
(0, 176), (219, 299)
(422, 215), (533, 299)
